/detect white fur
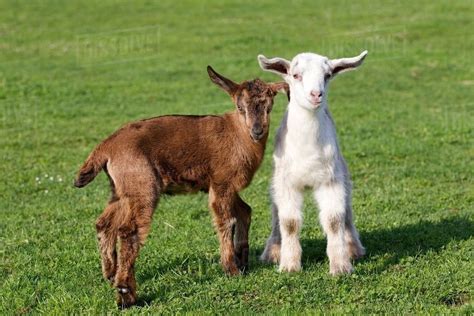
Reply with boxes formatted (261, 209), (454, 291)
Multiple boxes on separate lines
(258, 51), (367, 275)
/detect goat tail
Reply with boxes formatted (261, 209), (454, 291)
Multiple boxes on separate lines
(74, 146), (107, 188)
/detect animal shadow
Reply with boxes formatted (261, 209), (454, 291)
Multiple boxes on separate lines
(300, 216), (474, 272)
(132, 216), (473, 306)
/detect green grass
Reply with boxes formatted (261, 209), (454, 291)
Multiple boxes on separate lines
(1, 0), (473, 314)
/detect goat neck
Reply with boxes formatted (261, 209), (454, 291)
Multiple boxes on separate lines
(286, 98), (329, 141)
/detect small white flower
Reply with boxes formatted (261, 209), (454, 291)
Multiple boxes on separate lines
(49, 176), (54, 181)
(35, 177), (40, 181)
(44, 190), (49, 194)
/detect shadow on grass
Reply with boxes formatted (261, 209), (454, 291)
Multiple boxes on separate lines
(135, 216), (473, 307)
(300, 216), (474, 270)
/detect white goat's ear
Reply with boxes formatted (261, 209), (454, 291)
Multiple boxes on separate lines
(258, 54), (290, 76)
(330, 50), (368, 75)
(207, 65), (238, 96)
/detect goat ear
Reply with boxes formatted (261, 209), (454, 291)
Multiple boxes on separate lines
(207, 66), (238, 95)
(258, 54), (290, 76)
(269, 82), (289, 94)
(270, 82), (290, 100)
(330, 50), (368, 75)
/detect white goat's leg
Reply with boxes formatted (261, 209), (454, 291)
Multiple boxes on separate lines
(344, 197), (365, 259)
(315, 182), (353, 275)
(272, 177), (303, 272)
(260, 202), (282, 263)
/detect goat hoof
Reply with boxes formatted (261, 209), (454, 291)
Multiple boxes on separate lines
(235, 256), (248, 273)
(234, 248), (249, 273)
(118, 287), (129, 294)
(224, 264), (241, 276)
(234, 256), (247, 272)
(261, 243), (281, 264)
(279, 260), (302, 273)
(238, 264), (249, 274)
(279, 265), (302, 273)
(116, 288), (136, 309)
(350, 245), (366, 260)
(329, 262), (353, 276)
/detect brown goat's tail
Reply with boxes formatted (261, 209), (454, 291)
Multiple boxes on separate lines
(74, 147), (107, 188)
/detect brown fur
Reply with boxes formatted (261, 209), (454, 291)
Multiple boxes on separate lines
(74, 66), (288, 308)
(328, 216), (340, 235)
(284, 219), (299, 235)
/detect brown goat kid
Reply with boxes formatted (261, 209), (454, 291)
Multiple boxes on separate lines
(74, 66), (288, 308)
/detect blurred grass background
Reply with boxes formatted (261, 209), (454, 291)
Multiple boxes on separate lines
(0, 0), (473, 313)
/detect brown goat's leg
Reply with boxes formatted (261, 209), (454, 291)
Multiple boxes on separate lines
(234, 195), (251, 272)
(115, 196), (156, 309)
(209, 186), (240, 276)
(96, 200), (120, 283)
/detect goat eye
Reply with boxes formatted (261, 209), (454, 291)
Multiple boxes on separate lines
(324, 73), (331, 81)
(293, 73), (301, 81)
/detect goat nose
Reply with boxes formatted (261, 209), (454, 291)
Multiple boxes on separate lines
(310, 90), (323, 98)
(252, 125), (263, 135)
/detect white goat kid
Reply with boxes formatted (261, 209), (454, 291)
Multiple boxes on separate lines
(258, 50), (368, 275)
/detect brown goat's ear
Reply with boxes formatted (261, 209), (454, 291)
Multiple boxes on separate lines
(207, 66), (238, 96)
(270, 82), (290, 101)
(270, 82), (289, 94)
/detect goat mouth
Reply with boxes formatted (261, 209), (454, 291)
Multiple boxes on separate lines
(309, 99), (322, 107)
(251, 133), (264, 142)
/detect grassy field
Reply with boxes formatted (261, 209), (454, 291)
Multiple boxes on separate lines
(1, 0), (473, 314)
